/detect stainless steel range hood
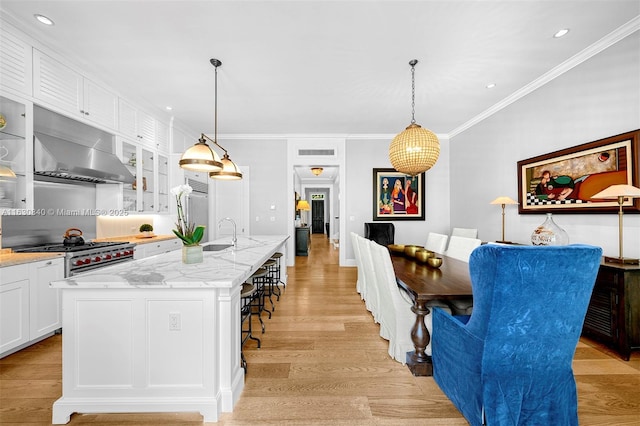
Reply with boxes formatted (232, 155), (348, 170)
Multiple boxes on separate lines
(32, 106), (134, 184)
(34, 132), (135, 184)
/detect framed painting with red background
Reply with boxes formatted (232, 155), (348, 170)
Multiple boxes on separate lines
(517, 129), (640, 214)
(373, 168), (425, 221)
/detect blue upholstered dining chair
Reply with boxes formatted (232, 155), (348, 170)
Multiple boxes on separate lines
(431, 244), (602, 426)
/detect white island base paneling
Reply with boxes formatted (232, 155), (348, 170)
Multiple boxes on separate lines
(50, 235), (288, 424)
(52, 286), (243, 424)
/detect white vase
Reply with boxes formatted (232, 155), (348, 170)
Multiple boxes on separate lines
(182, 245), (203, 264)
(531, 213), (569, 246)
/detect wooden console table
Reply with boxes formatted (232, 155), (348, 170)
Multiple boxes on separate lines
(582, 261), (640, 360)
(295, 227), (310, 256)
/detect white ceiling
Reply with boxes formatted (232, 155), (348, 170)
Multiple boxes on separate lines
(1, 1), (638, 139)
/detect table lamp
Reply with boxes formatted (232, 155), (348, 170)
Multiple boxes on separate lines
(296, 200), (310, 227)
(490, 196), (518, 243)
(591, 184), (640, 264)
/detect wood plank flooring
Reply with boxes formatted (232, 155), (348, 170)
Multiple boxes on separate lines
(1, 233), (639, 425)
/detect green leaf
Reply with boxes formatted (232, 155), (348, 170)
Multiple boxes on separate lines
(192, 226), (205, 244)
(172, 229), (191, 245)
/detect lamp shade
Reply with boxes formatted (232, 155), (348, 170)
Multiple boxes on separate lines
(209, 153), (242, 180)
(490, 196), (518, 205)
(179, 139), (223, 172)
(389, 123), (440, 176)
(311, 167), (323, 176)
(591, 184), (640, 199)
(296, 200), (310, 211)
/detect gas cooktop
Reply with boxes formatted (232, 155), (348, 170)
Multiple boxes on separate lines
(13, 241), (130, 253)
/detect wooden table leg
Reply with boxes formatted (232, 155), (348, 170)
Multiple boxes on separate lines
(405, 299), (433, 376)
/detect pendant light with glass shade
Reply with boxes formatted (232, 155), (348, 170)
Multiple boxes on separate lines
(389, 59), (440, 176)
(179, 59), (242, 180)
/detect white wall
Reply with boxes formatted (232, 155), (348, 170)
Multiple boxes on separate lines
(450, 32), (640, 259)
(216, 138), (289, 236)
(342, 136), (451, 263)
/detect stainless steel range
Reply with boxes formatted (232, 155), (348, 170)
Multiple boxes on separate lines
(14, 241), (136, 277)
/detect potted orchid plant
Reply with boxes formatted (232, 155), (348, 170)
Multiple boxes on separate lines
(171, 184), (205, 263)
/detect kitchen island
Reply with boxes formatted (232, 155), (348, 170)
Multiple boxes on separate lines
(50, 235), (288, 424)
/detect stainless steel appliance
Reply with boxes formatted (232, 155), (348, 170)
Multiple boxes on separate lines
(14, 241), (135, 277)
(186, 178), (209, 242)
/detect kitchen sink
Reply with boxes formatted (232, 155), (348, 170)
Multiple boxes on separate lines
(203, 244), (233, 252)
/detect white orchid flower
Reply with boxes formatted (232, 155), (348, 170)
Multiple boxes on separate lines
(170, 184), (193, 196)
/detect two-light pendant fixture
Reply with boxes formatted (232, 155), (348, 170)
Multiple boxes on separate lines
(389, 59), (440, 177)
(179, 59), (242, 180)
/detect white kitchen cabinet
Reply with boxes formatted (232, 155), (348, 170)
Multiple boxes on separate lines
(33, 49), (117, 130)
(0, 264), (30, 355)
(156, 120), (169, 153)
(29, 258), (64, 340)
(133, 238), (180, 259)
(118, 98), (156, 148)
(172, 126), (189, 154)
(0, 94), (33, 212)
(0, 26), (33, 96)
(0, 257), (64, 357)
(158, 154), (169, 213)
(141, 148), (155, 211)
(121, 139), (138, 212)
(184, 170), (209, 184)
(117, 138), (168, 214)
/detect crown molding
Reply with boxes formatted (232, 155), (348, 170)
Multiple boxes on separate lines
(218, 133), (448, 140)
(449, 15), (640, 139)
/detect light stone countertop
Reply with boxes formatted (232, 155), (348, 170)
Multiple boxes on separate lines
(92, 234), (178, 245)
(50, 235), (289, 289)
(0, 250), (65, 267)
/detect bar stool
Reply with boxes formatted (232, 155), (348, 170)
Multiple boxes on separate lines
(250, 267), (270, 333)
(262, 258), (278, 311)
(240, 282), (260, 373)
(270, 252), (284, 298)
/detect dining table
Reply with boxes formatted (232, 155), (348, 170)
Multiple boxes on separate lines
(391, 252), (473, 376)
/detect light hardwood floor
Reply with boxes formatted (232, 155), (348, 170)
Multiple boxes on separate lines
(1, 234), (639, 425)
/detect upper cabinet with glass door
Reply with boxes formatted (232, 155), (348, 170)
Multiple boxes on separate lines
(117, 140), (160, 214)
(157, 154), (169, 213)
(0, 95), (31, 211)
(121, 140), (138, 213)
(141, 148), (155, 212)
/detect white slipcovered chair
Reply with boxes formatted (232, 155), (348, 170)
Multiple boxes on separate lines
(445, 235), (482, 262)
(425, 232), (448, 254)
(451, 227), (478, 239)
(368, 240), (450, 362)
(356, 234), (383, 328)
(350, 232), (365, 298)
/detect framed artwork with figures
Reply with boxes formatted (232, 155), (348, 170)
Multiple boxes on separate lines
(517, 129), (640, 214)
(372, 168), (425, 221)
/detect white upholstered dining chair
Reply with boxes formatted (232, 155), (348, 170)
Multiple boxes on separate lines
(356, 234), (382, 327)
(368, 240), (451, 362)
(350, 232), (365, 298)
(451, 227), (478, 239)
(445, 235), (482, 262)
(425, 232), (448, 254)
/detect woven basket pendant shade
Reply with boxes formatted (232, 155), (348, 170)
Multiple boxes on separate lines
(389, 123), (440, 176)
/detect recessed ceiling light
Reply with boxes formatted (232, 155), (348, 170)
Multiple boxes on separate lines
(165, 106), (173, 111)
(34, 14), (54, 26)
(554, 28), (570, 38)
(486, 83), (496, 89)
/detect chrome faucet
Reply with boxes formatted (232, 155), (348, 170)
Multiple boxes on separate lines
(218, 217), (237, 248)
